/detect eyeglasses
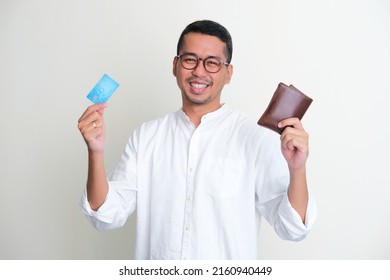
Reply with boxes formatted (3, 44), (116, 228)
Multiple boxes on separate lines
(176, 53), (229, 73)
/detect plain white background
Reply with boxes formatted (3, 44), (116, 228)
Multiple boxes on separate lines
(1, 0), (389, 259)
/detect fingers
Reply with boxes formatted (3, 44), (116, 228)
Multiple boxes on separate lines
(278, 117), (303, 131)
(77, 103), (108, 145)
(281, 129), (308, 153)
(78, 103), (106, 126)
(279, 118), (309, 153)
(78, 103), (108, 123)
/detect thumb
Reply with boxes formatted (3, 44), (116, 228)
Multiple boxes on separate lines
(97, 103), (108, 115)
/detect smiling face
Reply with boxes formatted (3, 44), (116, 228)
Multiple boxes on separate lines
(173, 32), (233, 113)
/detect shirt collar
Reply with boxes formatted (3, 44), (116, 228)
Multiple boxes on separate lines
(179, 103), (230, 125)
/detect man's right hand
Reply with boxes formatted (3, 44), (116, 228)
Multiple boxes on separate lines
(77, 103), (108, 154)
(78, 103), (109, 211)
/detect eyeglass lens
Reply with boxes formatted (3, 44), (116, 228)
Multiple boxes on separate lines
(179, 54), (223, 73)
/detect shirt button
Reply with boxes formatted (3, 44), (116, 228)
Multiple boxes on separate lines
(189, 167), (193, 172)
(185, 225), (190, 231)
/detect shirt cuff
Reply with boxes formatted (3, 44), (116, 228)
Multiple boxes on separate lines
(276, 191), (317, 241)
(79, 188), (115, 224)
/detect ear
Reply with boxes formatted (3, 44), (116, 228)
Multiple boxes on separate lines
(224, 64), (233, 84)
(173, 56), (178, 77)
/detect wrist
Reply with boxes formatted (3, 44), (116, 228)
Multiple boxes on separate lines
(289, 165), (307, 180)
(88, 150), (105, 161)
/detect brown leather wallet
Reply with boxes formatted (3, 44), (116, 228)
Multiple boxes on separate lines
(257, 82), (313, 134)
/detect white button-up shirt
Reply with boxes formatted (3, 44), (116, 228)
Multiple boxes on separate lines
(80, 104), (316, 259)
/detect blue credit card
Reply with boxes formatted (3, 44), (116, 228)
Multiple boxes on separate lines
(86, 74), (119, 103)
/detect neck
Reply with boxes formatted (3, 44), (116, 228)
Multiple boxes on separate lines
(182, 103), (222, 127)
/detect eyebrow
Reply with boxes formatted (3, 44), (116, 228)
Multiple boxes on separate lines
(180, 52), (224, 60)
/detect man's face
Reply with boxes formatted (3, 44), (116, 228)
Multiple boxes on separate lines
(173, 32), (233, 111)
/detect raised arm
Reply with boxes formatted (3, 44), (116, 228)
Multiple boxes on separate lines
(77, 103), (109, 211)
(278, 117), (310, 223)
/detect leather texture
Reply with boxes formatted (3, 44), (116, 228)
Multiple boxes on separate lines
(257, 82), (313, 134)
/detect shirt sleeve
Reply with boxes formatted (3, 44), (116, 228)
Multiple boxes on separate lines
(79, 131), (139, 231)
(255, 131), (317, 241)
(272, 191), (317, 241)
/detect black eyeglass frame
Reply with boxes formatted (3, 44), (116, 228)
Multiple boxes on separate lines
(176, 52), (230, 73)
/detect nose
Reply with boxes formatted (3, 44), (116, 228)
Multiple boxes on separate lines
(191, 59), (208, 76)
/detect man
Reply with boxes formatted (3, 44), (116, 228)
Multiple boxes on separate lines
(78, 20), (316, 259)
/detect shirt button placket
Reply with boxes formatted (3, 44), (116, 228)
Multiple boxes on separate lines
(181, 131), (197, 260)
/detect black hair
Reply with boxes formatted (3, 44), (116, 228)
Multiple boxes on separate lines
(176, 20), (233, 64)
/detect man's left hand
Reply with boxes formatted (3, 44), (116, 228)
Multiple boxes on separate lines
(278, 118), (309, 170)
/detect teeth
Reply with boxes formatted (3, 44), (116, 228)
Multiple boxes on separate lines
(191, 83), (207, 88)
